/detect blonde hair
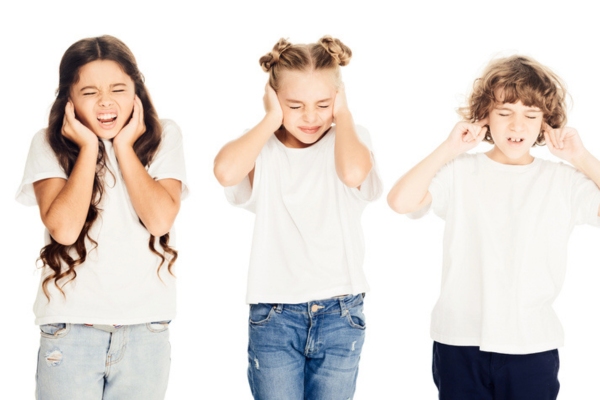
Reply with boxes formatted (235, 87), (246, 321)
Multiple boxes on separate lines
(259, 36), (351, 90)
(460, 55), (568, 145)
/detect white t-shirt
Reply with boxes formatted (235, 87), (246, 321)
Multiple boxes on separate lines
(226, 126), (382, 304)
(413, 153), (600, 354)
(17, 119), (188, 326)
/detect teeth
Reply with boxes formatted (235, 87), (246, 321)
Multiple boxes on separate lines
(509, 138), (523, 142)
(98, 113), (117, 121)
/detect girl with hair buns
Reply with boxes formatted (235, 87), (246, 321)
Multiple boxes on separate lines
(214, 36), (382, 399)
(16, 35), (187, 399)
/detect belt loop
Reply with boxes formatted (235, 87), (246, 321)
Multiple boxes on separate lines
(338, 296), (348, 317)
(274, 304), (283, 313)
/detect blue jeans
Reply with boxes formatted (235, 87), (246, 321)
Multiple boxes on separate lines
(247, 294), (366, 400)
(432, 341), (560, 400)
(36, 322), (171, 399)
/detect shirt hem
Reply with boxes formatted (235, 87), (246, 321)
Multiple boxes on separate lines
(431, 331), (564, 355)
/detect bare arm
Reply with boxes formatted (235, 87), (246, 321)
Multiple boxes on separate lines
(34, 101), (99, 245)
(544, 124), (600, 216)
(333, 86), (373, 188)
(113, 96), (182, 237)
(214, 84), (283, 187)
(387, 120), (488, 214)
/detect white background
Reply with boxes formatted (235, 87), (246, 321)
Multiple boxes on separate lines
(2, 0), (600, 398)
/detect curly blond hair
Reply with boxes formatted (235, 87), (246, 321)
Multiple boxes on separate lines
(459, 55), (568, 145)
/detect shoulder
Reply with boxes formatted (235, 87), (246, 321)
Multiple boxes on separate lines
(28, 128), (57, 158)
(159, 119), (182, 141)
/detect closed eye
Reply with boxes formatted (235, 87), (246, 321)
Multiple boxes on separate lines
(83, 92), (96, 96)
(289, 106), (301, 110)
(318, 105), (330, 109)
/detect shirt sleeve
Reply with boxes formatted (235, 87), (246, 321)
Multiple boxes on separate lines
(408, 157), (455, 220)
(147, 119), (189, 200)
(15, 129), (68, 206)
(224, 153), (260, 213)
(569, 166), (600, 227)
(347, 125), (383, 202)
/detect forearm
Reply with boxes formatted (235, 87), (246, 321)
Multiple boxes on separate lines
(36, 145), (98, 245)
(214, 113), (281, 187)
(571, 149), (600, 190)
(114, 144), (181, 237)
(334, 110), (372, 188)
(387, 141), (455, 214)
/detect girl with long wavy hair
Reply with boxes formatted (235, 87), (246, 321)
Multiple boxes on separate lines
(214, 36), (382, 399)
(16, 35), (187, 399)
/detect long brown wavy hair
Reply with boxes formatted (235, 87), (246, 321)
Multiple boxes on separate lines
(459, 55), (568, 146)
(41, 35), (177, 299)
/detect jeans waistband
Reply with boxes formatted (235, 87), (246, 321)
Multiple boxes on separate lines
(271, 293), (364, 315)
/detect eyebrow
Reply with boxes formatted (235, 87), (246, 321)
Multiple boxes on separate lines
(285, 98), (332, 103)
(79, 83), (129, 92)
(494, 106), (542, 112)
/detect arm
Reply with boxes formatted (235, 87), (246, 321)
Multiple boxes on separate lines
(214, 84), (282, 187)
(333, 86), (373, 188)
(544, 124), (600, 216)
(34, 101), (99, 245)
(113, 96), (182, 237)
(387, 119), (488, 214)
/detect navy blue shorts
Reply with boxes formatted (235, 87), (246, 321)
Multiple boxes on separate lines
(432, 341), (560, 400)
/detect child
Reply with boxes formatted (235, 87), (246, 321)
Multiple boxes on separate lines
(16, 35), (187, 399)
(387, 55), (600, 399)
(214, 36), (382, 399)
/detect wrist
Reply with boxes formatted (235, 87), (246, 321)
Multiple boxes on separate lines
(334, 107), (352, 122)
(263, 112), (283, 131)
(570, 148), (591, 169)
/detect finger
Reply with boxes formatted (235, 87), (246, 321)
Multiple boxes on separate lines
(547, 130), (559, 151)
(544, 131), (555, 151)
(558, 127), (568, 149)
(542, 122), (553, 135)
(475, 117), (489, 127)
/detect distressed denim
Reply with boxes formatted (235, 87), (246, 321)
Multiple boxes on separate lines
(247, 294), (366, 400)
(36, 322), (170, 400)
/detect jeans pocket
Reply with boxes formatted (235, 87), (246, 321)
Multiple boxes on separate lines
(249, 303), (275, 326)
(345, 304), (366, 330)
(39, 323), (70, 339)
(146, 320), (171, 333)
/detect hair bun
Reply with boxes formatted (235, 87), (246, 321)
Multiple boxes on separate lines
(259, 38), (292, 72)
(318, 36), (352, 66)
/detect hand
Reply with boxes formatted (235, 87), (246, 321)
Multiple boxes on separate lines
(333, 84), (350, 121)
(113, 95), (146, 148)
(444, 118), (488, 157)
(263, 83), (283, 124)
(62, 101), (98, 149)
(543, 123), (585, 163)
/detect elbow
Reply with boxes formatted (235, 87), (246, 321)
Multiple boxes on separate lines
(48, 227), (81, 246)
(147, 220), (175, 238)
(387, 191), (414, 215)
(213, 161), (242, 187)
(338, 161), (373, 189)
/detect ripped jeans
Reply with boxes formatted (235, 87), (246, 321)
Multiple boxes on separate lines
(247, 294), (366, 400)
(36, 322), (171, 400)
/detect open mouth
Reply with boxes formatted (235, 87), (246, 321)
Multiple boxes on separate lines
(508, 137), (524, 143)
(97, 113), (117, 125)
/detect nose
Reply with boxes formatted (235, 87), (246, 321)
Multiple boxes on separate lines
(98, 92), (113, 107)
(302, 107), (318, 123)
(509, 114), (525, 132)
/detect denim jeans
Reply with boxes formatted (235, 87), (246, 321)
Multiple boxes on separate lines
(36, 322), (171, 400)
(247, 294), (366, 400)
